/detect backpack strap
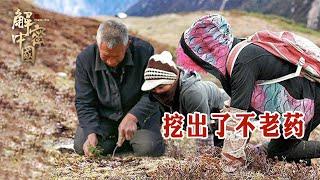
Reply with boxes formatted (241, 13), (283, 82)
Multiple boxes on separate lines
(226, 39), (251, 76)
(226, 39), (306, 86)
(257, 57), (305, 85)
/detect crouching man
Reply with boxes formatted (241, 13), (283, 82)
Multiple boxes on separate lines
(74, 20), (165, 157)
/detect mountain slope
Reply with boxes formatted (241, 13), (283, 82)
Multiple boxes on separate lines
(96, 10), (320, 50)
(1, 0), (319, 179)
(126, 0), (320, 29)
(126, 0), (242, 16)
(0, 0), (169, 178)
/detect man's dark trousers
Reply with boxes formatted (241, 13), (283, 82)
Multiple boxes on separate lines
(74, 111), (165, 156)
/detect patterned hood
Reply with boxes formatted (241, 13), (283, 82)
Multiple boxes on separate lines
(177, 14), (234, 92)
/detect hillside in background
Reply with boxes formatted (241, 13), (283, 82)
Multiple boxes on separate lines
(126, 0), (241, 16)
(29, 0), (320, 30)
(0, 0), (169, 178)
(96, 10), (320, 52)
(126, 0), (320, 30)
(0, 0), (320, 179)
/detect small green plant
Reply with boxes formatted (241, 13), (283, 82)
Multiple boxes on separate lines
(88, 145), (103, 158)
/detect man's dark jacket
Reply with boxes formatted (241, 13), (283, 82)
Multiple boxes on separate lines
(75, 37), (159, 138)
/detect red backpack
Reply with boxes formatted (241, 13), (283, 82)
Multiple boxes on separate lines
(226, 31), (320, 85)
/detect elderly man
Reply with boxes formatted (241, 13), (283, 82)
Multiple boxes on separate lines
(73, 20), (165, 157)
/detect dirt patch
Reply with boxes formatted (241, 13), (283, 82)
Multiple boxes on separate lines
(1, 1), (319, 179)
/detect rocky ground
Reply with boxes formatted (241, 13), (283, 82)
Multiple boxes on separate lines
(0, 0), (319, 179)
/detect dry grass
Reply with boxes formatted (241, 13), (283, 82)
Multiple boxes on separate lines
(51, 138), (320, 179)
(1, 0), (319, 179)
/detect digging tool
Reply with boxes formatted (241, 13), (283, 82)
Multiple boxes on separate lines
(112, 132), (125, 158)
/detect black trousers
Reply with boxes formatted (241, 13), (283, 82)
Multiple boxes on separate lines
(267, 83), (320, 163)
(74, 111), (165, 157)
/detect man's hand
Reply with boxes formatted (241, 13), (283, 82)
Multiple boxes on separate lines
(118, 113), (138, 143)
(83, 133), (98, 156)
